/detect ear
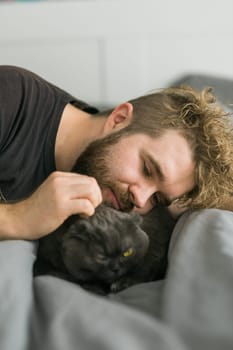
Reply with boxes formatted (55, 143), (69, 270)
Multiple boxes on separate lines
(102, 102), (133, 136)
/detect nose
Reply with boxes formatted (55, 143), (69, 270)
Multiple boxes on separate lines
(129, 182), (156, 209)
(110, 262), (120, 274)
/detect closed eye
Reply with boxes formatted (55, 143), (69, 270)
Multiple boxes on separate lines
(143, 160), (152, 177)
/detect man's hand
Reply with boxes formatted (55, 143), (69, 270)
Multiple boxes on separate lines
(0, 171), (102, 240)
(167, 202), (188, 219)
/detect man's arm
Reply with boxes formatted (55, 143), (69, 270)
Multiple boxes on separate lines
(0, 171), (102, 240)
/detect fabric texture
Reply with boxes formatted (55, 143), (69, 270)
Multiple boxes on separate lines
(0, 65), (97, 201)
(0, 209), (233, 350)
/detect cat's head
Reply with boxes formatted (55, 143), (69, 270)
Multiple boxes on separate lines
(60, 205), (149, 283)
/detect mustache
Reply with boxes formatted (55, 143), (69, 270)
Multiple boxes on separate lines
(112, 186), (134, 212)
(72, 138), (135, 212)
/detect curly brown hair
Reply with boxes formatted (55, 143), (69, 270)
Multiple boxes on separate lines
(98, 85), (233, 209)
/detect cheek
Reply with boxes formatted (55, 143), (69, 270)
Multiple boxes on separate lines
(111, 163), (140, 183)
(109, 150), (140, 181)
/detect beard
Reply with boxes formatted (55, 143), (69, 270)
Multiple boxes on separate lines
(72, 131), (134, 212)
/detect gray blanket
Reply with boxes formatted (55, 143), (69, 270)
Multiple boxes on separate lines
(1, 208), (233, 350)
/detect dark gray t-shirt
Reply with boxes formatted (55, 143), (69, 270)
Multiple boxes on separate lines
(0, 65), (97, 201)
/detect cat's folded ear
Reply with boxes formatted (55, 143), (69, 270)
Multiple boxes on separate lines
(63, 217), (94, 241)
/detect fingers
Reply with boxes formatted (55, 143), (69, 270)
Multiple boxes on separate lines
(48, 171), (102, 207)
(69, 183), (102, 208)
(68, 198), (96, 217)
(47, 171), (103, 216)
(17, 171), (104, 239)
(167, 202), (187, 219)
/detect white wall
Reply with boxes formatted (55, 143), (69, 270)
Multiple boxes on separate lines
(0, 0), (233, 108)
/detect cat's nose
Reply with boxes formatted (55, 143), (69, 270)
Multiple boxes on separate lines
(111, 264), (120, 273)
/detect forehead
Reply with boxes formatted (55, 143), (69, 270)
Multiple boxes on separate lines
(121, 130), (192, 159)
(149, 131), (195, 191)
(124, 130), (195, 197)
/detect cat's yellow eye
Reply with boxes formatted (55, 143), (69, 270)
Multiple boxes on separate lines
(122, 247), (135, 257)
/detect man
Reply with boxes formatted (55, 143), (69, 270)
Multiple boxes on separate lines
(0, 65), (233, 240)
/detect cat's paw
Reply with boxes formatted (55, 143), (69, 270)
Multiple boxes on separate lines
(81, 282), (110, 296)
(110, 278), (133, 293)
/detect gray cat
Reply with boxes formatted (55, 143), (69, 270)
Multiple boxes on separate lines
(34, 204), (176, 294)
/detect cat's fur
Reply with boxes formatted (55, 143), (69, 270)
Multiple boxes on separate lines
(34, 204), (176, 294)
(111, 205), (176, 292)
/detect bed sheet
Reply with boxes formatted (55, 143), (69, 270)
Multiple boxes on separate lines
(1, 208), (233, 350)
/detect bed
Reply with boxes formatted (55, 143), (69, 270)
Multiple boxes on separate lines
(1, 75), (233, 350)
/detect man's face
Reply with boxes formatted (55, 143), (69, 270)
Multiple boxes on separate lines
(75, 129), (195, 214)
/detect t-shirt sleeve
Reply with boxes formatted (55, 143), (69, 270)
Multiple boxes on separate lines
(0, 65), (98, 200)
(0, 65), (99, 152)
(0, 66), (26, 151)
